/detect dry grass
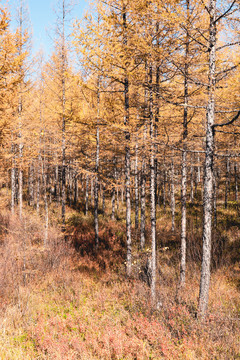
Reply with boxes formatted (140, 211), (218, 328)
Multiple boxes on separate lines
(0, 201), (239, 359)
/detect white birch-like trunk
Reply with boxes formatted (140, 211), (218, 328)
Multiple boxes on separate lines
(140, 127), (146, 250)
(11, 138), (16, 214)
(85, 175), (89, 216)
(225, 155), (230, 209)
(180, 0), (189, 286)
(149, 62), (156, 303)
(213, 166), (217, 230)
(234, 162), (238, 202)
(94, 84), (100, 248)
(198, 0), (216, 317)
(135, 139), (139, 231)
(123, 7), (131, 276)
(170, 157), (175, 232)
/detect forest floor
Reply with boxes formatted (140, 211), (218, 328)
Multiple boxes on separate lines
(0, 188), (240, 359)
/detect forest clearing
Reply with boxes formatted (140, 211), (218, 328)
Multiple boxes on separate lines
(0, 0), (240, 358)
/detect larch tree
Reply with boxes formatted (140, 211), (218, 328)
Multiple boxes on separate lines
(12, 0), (31, 219)
(198, 0), (240, 318)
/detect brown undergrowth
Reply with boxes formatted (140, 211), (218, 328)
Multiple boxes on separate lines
(0, 206), (239, 359)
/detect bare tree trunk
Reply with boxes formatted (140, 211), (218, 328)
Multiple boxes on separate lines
(91, 177), (94, 207)
(149, 62), (156, 303)
(28, 163), (34, 207)
(111, 157), (116, 220)
(18, 1), (24, 221)
(123, 7), (131, 276)
(197, 152), (201, 183)
(140, 60), (149, 249)
(11, 141), (16, 214)
(74, 171), (78, 205)
(117, 183), (119, 212)
(135, 139), (139, 231)
(140, 127), (146, 250)
(54, 164), (58, 202)
(234, 162), (238, 202)
(194, 161), (198, 197)
(111, 186), (116, 220)
(94, 84), (100, 248)
(163, 163), (166, 213)
(43, 136), (48, 247)
(102, 183), (105, 214)
(225, 155), (230, 209)
(15, 168), (19, 205)
(198, 0), (216, 317)
(61, 0), (66, 237)
(213, 166), (218, 230)
(36, 158), (41, 215)
(68, 164), (73, 207)
(170, 156), (175, 232)
(180, 0), (189, 287)
(180, 149), (187, 286)
(190, 160), (194, 203)
(19, 127), (23, 220)
(85, 175), (89, 216)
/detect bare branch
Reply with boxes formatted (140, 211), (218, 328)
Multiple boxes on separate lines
(213, 110), (240, 128)
(216, 41), (240, 51)
(214, 0), (236, 24)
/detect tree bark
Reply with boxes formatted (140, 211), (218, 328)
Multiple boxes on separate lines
(190, 159), (194, 203)
(170, 156), (175, 232)
(123, 7), (131, 276)
(180, 0), (189, 286)
(225, 155), (230, 209)
(111, 157), (116, 220)
(234, 162), (238, 202)
(140, 128), (146, 250)
(135, 138), (139, 231)
(94, 84), (100, 249)
(213, 166), (218, 229)
(149, 61), (156, 303)
(11, 140), (16, 214)
(102, 183), (105, 214)
(85, 175), (89, 216)
(198, 0), (216, 317)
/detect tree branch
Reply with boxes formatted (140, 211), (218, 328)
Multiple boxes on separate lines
(213, 110), (240, 128)
(214, 0), (236, 24)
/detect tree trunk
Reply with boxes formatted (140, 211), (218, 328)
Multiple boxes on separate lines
(180, 0), (189, 287)
(140, 128), (146, 250)
(28, 163), (34, 207)
(198, 0), (216, 317)
(149, 62), (156, 303)
(140, 59), (149, 249)
(102, 183), (105, 214)
(180, 149), (187, 286)
(91, 177), (94, 207)
(36, 158), (41, 214)
(85, 175), (89, 216)
(123, 7), (131, 276)
(225, 155), (230, 209)
(135, 139), (139, 231)
(190, 160), (194, 203)
(111, 157), (116, 220)
(234, 162), (238, 202)
(61, 0), (66, 236)
(163, 163), (166, 213)
(170, 156), (175, 232)
(74, 171), (78, 205)
(94, 84), (100, 248)
(213, 166), (218, 230)
(11, 141), (16, 215)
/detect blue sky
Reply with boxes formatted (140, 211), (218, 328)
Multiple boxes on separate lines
(5, 0), (87, 56)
